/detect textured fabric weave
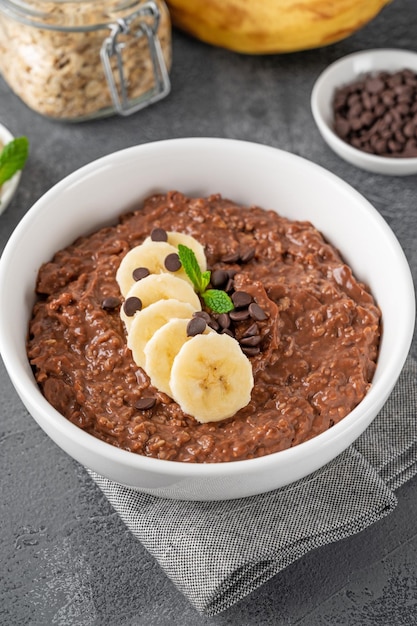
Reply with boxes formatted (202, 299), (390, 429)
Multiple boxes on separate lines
(89, 356), (417, 616)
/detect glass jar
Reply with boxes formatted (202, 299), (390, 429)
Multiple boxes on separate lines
(0, 0), (172, 121)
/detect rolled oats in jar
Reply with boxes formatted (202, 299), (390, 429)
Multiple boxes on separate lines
(0, 0), (172, 120)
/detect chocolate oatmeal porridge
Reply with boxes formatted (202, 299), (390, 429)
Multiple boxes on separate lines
(27, 192), (381, 463)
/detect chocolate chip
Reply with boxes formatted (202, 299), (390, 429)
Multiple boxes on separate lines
(335, 118), (350, 138)
(248, 302), (268, 321)
(207, 318), (220, 331)
(240, 248), (255, 263)
(132, 267), (150, 281)
(101, 296), (121, 311)
(241, 345), (261, 357)
(366, 77), (385, 94)
(210, 269), (228, 288)
(221, 328), (234, 337)
(135, 397), (156, 410)
(193, 311), (211, 323)
(231, 291), (253, 308)
(164, 252), (182, 272)
(150, 227), (168, 242)
(123, 296), (142, 317)
(404, 122), (415, 138)
(217, 313), (231, 329)
(229, 309), (251, 322)
(240, 334), (261, 347)
(187, 317), (206, 336)
(222, 251), (240, 263)
(225, 278), (235, 293)
(243, 322), (259, 337)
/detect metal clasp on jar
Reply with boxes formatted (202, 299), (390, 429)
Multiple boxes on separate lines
(101, 1), (170, 116)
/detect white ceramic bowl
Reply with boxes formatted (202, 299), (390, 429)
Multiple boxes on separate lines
(0, 122), (21, 214)
(0, 138), (414, 500)
(311, 48), (417, 175)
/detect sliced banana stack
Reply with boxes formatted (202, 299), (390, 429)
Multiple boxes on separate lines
(115, 229), (254, 423)
(128, 299), (196, 369)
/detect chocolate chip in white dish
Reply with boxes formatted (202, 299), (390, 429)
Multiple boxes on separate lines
(333, 68), (417, 158)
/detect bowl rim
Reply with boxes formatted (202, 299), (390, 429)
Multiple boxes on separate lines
(311, 48), (417, 171)
(0, 137), (415, 479)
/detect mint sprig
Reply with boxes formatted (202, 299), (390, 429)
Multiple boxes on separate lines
(178, 244), (234, 314)
(0, 136), (29, 187)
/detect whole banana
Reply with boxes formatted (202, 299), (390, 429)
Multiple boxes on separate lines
(165, 0), (392, 54)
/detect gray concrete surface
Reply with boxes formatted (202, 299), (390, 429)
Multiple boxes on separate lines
(1, 0), (417, 623)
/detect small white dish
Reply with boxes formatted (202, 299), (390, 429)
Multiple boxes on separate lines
(311, 48), (417, 176)
(0, 122), (21, 215)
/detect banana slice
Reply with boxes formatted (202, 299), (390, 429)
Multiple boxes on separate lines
(167, 232), (207, 271)
(170, 332), (254, 423)
(144, 231), (207, 271)
(120, 273), (201, 330)
(116, 241), (192, 297)
(144, 317), (213, 396)
(127, 299), (197, 369)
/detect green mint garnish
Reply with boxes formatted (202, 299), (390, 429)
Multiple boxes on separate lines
(201, 289), (234, 313)
(0, 136), (29, 187)
(178, 243), (234, 314)
(177, 244), (210, 292)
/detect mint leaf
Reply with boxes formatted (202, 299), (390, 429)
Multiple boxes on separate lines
(200, 270), (211, 292)
(177, 243), (205, 292)
(0, 136), (29, 187)
(177, 243), (235, 314)
(201, 289), (234, 314)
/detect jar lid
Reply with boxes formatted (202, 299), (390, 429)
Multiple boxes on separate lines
(0, 0), (150, 30)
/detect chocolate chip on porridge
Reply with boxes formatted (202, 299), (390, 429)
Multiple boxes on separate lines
(132, 267), (150, 282)
(123, 296), (142, 317)
(150, 227), (168, 242)
(186, 317), (207, 337)
(164, 252), (182, 272)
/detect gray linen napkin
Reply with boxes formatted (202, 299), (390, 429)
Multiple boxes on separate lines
(89, 355), (417, 616)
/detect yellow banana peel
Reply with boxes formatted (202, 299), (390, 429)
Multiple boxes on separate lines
(165, 0), (393, 54)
